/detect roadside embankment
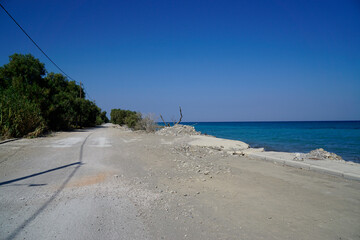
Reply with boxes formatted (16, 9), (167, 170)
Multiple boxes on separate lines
(157, 124), (360, 181)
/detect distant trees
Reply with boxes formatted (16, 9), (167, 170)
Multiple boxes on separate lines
(110, 109), (140, 129)
(0, 53), (108, 138)
(97, 111), (109, 125)
(110, 109), (157, 132)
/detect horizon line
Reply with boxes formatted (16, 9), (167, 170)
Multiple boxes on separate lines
(159, 120), (360, 123)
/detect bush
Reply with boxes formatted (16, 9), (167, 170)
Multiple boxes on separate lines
(111, 109), (158, 132)
(111, 109), (138, 126)
(124, 113), (141, 129)
(135, 113), (157, 132)
(0, 88), (44, 138)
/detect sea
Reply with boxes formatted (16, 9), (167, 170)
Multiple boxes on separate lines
(179, 121), (360, 163)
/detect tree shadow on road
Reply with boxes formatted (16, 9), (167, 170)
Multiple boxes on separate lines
(0, 162), (82, 186)
(4, 132), (93, 240)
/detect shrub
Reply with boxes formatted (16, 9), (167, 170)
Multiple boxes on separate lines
(110, 108), (158, 131)
(111, 109), (138, 126)
(135, 113), (157, 132)
(0, 88), (44, 138)
(124, 113), (141, 129)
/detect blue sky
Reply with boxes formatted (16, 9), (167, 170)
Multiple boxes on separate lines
(1, 0), (359, 121)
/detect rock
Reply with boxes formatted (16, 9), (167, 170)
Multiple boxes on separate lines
(210, 146), (222, 151)
(203, 171), (210, 175)
(293, 153), (305, 161)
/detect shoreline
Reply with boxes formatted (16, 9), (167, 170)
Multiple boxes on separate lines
(198, 135), (360, 181)
(157, 124), (360, 181)
(179, 121), (360, 163)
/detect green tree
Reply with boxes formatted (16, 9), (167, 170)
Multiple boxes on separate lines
(0, 53), (106, 138)
(110, 109), (143, 129)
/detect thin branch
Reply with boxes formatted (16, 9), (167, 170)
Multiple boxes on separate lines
(175, 106), (183, 125)
(160, 114), (170, 127)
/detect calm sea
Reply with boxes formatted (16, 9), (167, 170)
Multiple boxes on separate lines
(180, 121), (360, 163)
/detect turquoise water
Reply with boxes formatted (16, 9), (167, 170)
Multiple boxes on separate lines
(180, 121), (360, 163)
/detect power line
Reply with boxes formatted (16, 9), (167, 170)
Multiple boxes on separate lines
(0, 2), (85, 89)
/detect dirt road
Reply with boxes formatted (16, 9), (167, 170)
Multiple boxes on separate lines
(1, 124), (359, 239)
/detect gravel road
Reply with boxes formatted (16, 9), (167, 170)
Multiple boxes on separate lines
(1, 124), (359, 240)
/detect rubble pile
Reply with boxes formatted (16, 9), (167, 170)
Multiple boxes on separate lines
(294, 148), (344, 161)
(307, 148), (343, 161)
(112, 124), (132, 132)
(156, 124), (201, 136)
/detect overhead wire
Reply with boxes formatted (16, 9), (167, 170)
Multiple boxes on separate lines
(0, 2), (94, 101)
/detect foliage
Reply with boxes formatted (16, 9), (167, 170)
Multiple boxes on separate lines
(134, 113), (157, 132)
(100, 111), (109, 123)
(111, 109), (157, 132)
(0, 88), (44, 138)
(110, 109), (138, 126)
(96, 111), (109, 125)
(0, 53), (106, 138)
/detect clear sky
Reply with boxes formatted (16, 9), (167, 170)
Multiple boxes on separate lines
(1, 0), (359, 121)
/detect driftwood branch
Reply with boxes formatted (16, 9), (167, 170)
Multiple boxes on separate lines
(175, 107), (183, 125)
(160, 114), (170, 127)
(160, 106), (183, 127)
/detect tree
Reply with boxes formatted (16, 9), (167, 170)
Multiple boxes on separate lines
(0, 53), (46, 90)
(0, 53), (106, 138)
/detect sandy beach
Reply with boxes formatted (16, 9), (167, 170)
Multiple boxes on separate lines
(1, 123), (359, 239)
